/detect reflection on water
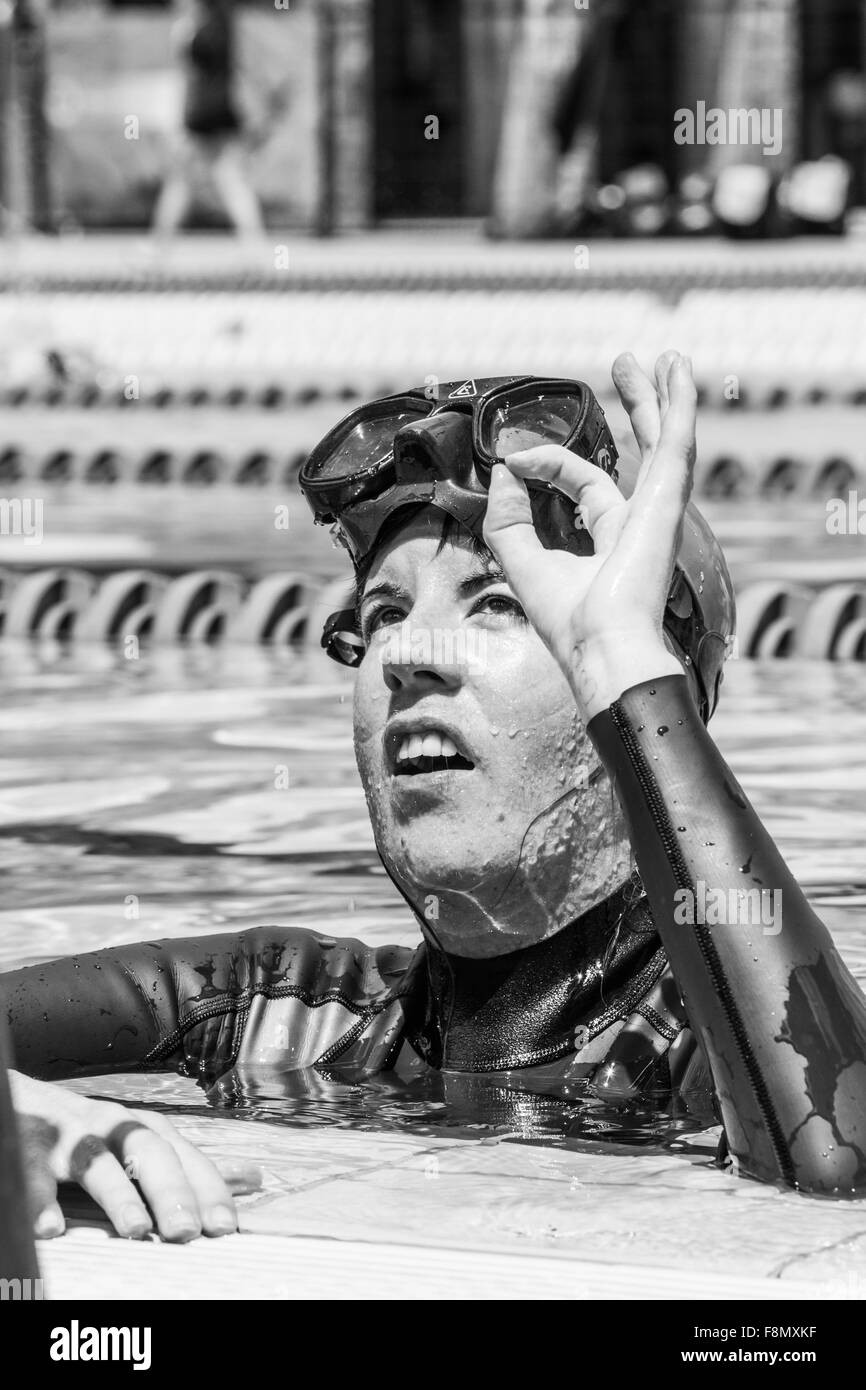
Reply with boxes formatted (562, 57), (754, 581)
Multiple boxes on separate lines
(202, 1064), (710, 1157)
(2, 645), (865, 1168)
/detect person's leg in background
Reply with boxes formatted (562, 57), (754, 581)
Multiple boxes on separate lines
(210, 136), (263, 236)
(152, 172), (193, 235)
(152, 132), (196, 236)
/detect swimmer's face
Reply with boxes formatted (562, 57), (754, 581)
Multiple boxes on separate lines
(352, 510), (630, 955)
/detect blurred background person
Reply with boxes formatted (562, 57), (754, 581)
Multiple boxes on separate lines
(152, 0), (263, 238)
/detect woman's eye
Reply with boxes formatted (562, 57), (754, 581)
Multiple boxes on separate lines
(472, 593), (526, 622)
(362, 605), (404, 638)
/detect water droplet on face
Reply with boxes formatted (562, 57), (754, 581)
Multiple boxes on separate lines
(677, 719), (683, 725)
(677, 826), (685, 832)
(649, 688), (656, 696)
(657, 726), (669, 736)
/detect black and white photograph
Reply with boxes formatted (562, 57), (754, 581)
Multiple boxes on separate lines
(0, 0), (864, 1345)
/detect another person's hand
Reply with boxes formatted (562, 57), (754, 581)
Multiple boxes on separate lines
(483, 350), (695, 720)
(10, 1069), (261, 1242)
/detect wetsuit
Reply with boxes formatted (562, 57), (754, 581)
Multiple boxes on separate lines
(4, 676), (866, 1194)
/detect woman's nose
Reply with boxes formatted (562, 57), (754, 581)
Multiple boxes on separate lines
(380, 620), (466, 693)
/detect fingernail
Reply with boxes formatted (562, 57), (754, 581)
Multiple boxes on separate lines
(119, 1203), (152, 1239)
(161, 1210), (200, 1241)
(34, 1202), (65, 1239)
(206, 1204), (237, 1236)
(223, 1162), (263, 1195)
(221, 1161), (262, 1181)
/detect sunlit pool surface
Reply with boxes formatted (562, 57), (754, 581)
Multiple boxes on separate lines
(4, 645), (866, 1283)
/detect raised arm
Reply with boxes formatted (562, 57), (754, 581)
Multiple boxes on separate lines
(483, 349), (866, 1194)
(587, 671), (866, 1192)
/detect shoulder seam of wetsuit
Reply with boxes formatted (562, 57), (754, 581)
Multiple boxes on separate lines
(634, 1002), (685, 1043)
(138, 979), (416, 1069)
(608, 687), (796, 1185)
(314, 1009), (379, 1067)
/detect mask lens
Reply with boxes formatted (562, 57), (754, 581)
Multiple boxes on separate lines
(308, 404), (429, 484)
(486, 392), (583, 458)
(322, 609), (366, 666)
(330, 631), (365, 666)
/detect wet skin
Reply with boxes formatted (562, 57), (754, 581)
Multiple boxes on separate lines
(351, 351), (697, 960)
(352, 509), (633, 959)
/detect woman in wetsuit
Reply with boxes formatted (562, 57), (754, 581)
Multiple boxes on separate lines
(5, 352), (866, 1243)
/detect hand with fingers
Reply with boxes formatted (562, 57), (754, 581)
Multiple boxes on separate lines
(10, 1069), (262, 1243)
(483, 351), (696, 721)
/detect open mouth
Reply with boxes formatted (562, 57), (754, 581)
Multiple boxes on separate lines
(391, 729), (475, 777)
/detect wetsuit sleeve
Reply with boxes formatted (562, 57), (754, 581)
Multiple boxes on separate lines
(0, 929), (287, 1083)
(588, 673), (866, 1195)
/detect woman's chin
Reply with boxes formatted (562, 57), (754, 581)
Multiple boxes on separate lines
(382, 838), (502, 900)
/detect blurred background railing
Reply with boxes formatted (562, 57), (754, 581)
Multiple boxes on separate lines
(0, 0), (865, 236)
(0, 1), (864, 663)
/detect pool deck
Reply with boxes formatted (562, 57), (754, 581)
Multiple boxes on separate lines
(39, 1230), (850, 1302)
(37, 1092), (866, 1301)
